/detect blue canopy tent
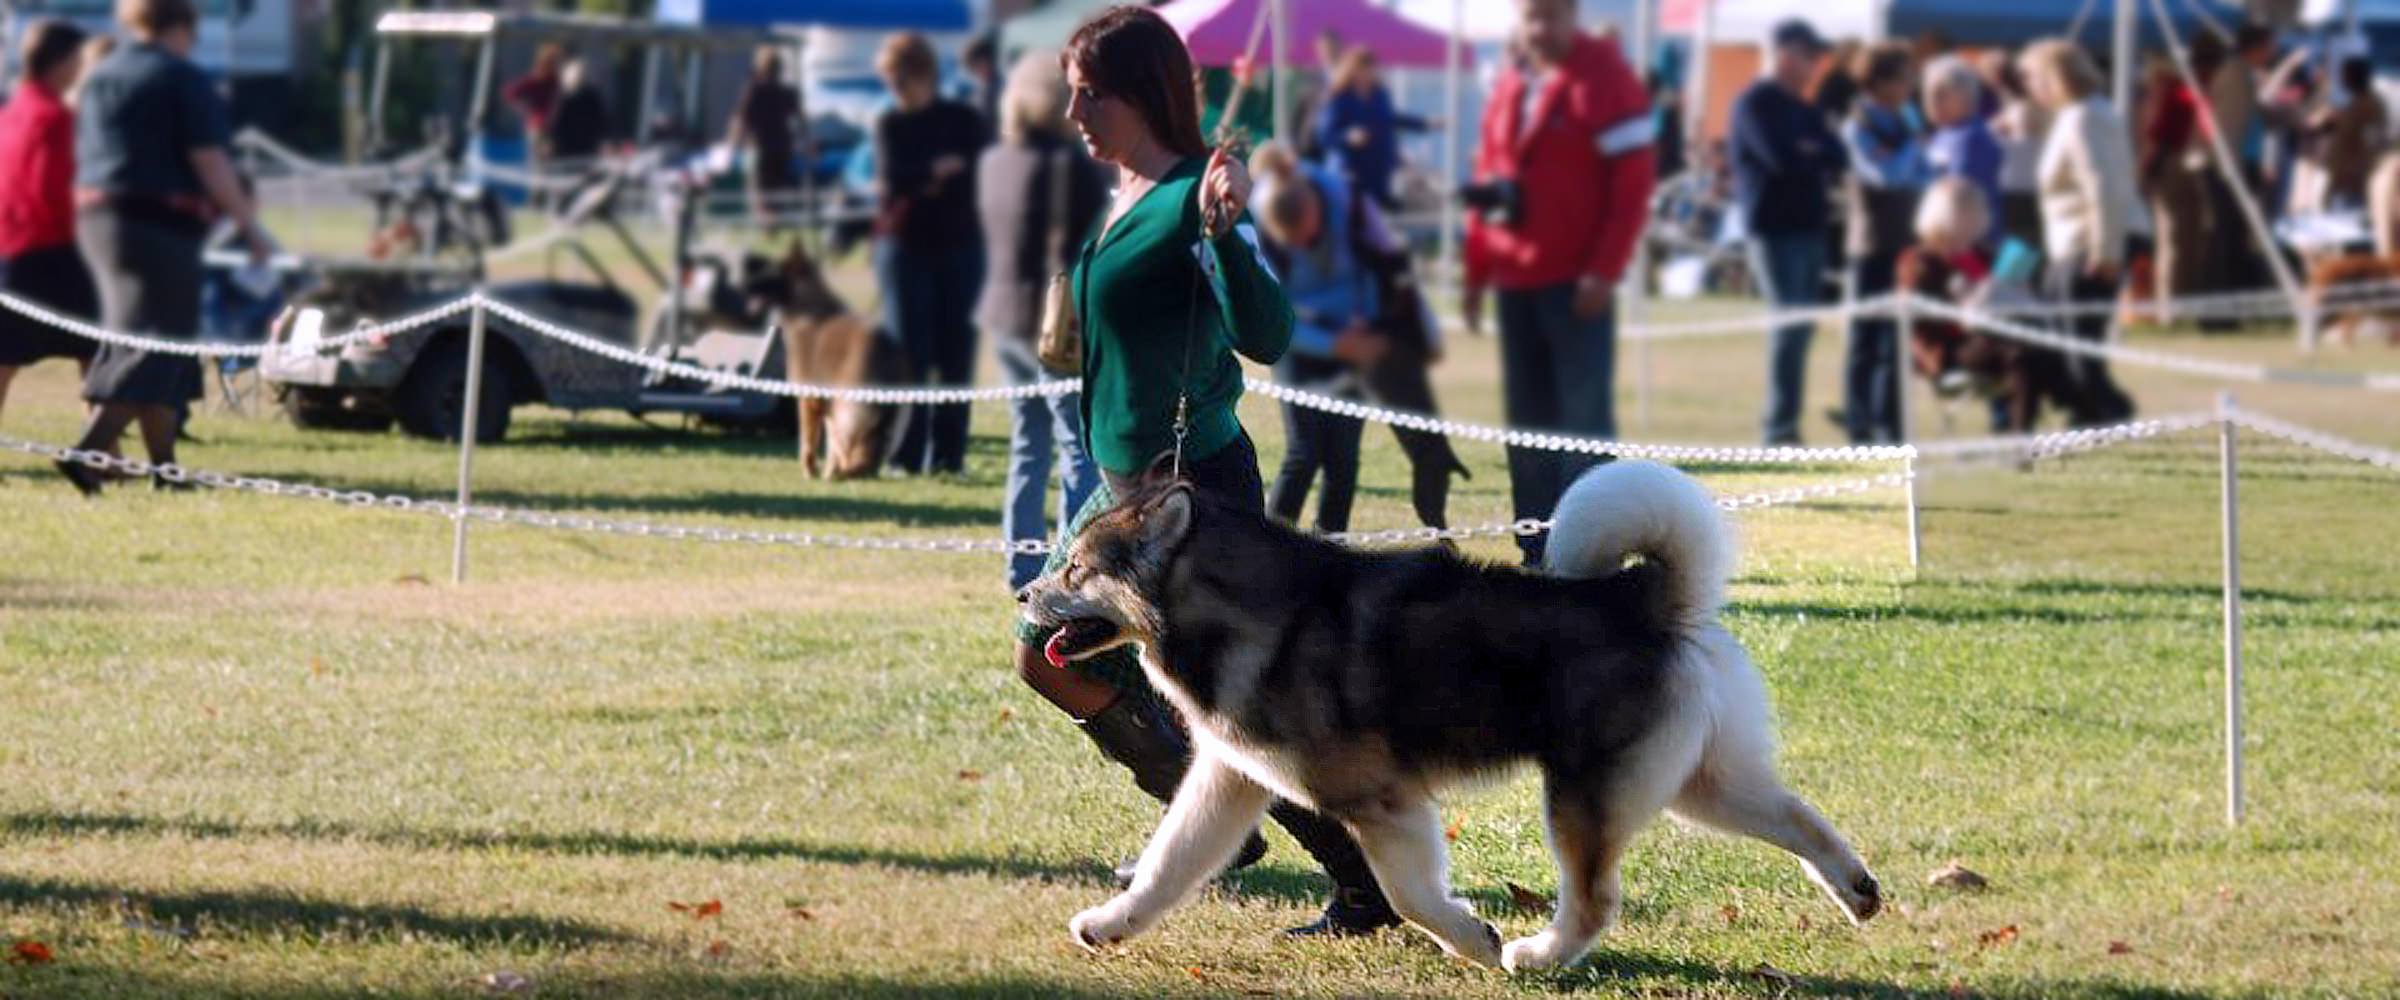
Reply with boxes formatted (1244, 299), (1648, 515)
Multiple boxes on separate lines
(1883, 0), (2218, 48)
(653, 0), (973, 30)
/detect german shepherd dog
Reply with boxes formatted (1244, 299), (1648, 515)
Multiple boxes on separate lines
(2307, 253), (2400, 348)
(1019, 461), (1882, 970)
(746, 242), (912, 479)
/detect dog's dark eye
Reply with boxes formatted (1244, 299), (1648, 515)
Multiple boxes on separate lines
(1064, 560), (1086, 587)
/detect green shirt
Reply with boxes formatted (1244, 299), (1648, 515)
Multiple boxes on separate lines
(1072, 155), (1292, 476)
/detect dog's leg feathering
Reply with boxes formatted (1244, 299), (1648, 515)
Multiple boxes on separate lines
(1069, 748), (1272, 951)
(1342, 796), (1503, 967)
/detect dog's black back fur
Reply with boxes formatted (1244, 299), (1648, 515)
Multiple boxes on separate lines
(1134, 482), (1680, 785)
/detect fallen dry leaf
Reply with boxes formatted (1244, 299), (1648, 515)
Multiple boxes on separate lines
(1948, 979), (1970, 998)
(309, 656), (325, 677)
(704, 939), (731, 959)
(1927, 861), (1989, 891)
(2108, 940), (2133, 955)
(1749, 963), (1796, 987)
(474, 970), (533, 995)
(1795, 913), (1813, 931)
(9, 940), (54, 965)
(789, 907), (816, 921)
(667, 899), (723, 920)
(956, 769), (985, 782)
(1505, 881), (1553, 915)
(1976, 925), (2020, 949)
(1444, 822), (1460, 843)
(994, 707), (1015, 724)
(1719, 904), (1741, 926)
(394, 573), (431, 586)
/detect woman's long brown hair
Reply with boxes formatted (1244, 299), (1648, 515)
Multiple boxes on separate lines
(1063, 5), (1208, 159)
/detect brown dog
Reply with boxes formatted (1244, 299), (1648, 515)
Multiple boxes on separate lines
(758, 242), (913, 478)
(2307, 253), (2400, 348)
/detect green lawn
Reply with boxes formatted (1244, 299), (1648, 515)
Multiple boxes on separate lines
(1, 278), (2396, 999)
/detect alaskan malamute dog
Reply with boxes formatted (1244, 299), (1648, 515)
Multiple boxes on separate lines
(1019, 461), (1881, 970)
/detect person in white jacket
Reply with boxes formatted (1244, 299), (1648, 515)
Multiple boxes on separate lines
(2019, 38), (2143, 426)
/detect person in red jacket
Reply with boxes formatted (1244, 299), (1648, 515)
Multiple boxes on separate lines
(1462, 0), (1656, 566)
(0, 19), (99, 425)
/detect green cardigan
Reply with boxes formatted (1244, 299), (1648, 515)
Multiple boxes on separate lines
(1072, 156), (1292, 476)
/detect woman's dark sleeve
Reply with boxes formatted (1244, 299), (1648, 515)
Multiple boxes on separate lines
(176, 62), (233, 156)
(875, 111), (928, 198)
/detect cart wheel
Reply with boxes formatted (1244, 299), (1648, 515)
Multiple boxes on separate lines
(396, 339), (513, 443)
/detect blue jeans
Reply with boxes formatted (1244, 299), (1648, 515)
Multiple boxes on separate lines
(1749, 230), (1828, 444)
(996, 337), (1098, 591)
(876, 239), (984, 474)
(1844, 251), (1902, 444)
(1497, 282), (1616, 564)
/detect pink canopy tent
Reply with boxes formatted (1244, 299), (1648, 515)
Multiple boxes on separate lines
(1157, 0), (1475, 70)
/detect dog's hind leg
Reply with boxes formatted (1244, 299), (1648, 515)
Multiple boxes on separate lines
(1502, 758), (1688, 972)
(1341, 794), (1503, 966)
(1669, 749), (1881, 925)
(1069, 748), (1272, 951)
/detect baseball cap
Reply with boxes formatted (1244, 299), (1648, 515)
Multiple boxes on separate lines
(1771, 19), (1828, 54)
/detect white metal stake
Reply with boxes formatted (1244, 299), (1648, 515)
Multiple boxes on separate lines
(1898, 295), (1921, 571)
(2218, 391), (2244, 826)
(452, 294), (491, 585)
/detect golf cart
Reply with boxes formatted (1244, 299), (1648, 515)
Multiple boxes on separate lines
(256, 12), (797, 442)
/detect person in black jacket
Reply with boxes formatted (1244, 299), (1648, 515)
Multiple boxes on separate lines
(874, 31), (986, 476)
(1730, 19), (1848, 445)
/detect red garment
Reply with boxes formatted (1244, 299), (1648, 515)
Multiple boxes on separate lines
(504, 72), (561, 134)
(2141, 81), (2200, 181)
(1465, 34), (1656, 292)
(0, 81), (77, 257)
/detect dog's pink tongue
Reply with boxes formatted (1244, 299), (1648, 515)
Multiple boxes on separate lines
(1043, 630), (1072, 669)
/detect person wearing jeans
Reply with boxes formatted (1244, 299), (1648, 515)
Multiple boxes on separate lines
(1462, 0), (1655, 566)
(1838, 44), (1928, 445)
(1730, 20), (1848, 445)
(976, 52), (1106, 590)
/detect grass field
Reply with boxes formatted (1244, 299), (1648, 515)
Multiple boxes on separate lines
(2, 263), (2397, 999)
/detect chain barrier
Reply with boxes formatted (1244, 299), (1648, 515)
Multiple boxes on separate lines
(0, 292), (476, 360)
(7, 407), (2388, 562)
(1911, 296), (2400, 392)
(2226, 406), (2400, 470)
(0, 436), (1920, 556)
(12, 285), (2400, 464)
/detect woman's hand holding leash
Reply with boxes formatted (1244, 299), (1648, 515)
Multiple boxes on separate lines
(1199, 147), (1252, 239)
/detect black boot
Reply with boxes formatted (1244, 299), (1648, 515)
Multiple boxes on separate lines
(1269, 803), (1401, 937)
(1077, 692), (1268, 888)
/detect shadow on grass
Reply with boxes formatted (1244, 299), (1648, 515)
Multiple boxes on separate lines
(0, 951), (2255, 1000)
(0, 810), (1321, 906)
(0, 873), (628, 948)
(1526, 948), (2247, 1000)
(234, 468), (1002, 529)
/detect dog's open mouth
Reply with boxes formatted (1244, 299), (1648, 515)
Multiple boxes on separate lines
(1043, 619), (1120, 668)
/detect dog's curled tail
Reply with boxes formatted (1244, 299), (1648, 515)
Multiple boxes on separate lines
(1542, 461), (1732, 629)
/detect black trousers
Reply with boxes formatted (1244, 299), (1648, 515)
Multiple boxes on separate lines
(2042, 246), (2138, 427)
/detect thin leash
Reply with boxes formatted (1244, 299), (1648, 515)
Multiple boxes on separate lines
(1171, 0), (1273, 479)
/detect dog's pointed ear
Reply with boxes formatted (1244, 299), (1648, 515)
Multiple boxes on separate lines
(781, 238), (819, 279)
(1137, 484), (1195, 549)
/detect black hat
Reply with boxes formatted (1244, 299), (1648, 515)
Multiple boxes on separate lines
(1771, 19), (1828, 54)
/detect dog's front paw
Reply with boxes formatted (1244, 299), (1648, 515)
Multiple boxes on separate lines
(1068, 899), (1145, 952)
(1501, 930), (1582, 972)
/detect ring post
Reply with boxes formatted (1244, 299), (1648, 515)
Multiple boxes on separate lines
(2218, 391), (2244, 826)
(452, 292), (490, 584)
